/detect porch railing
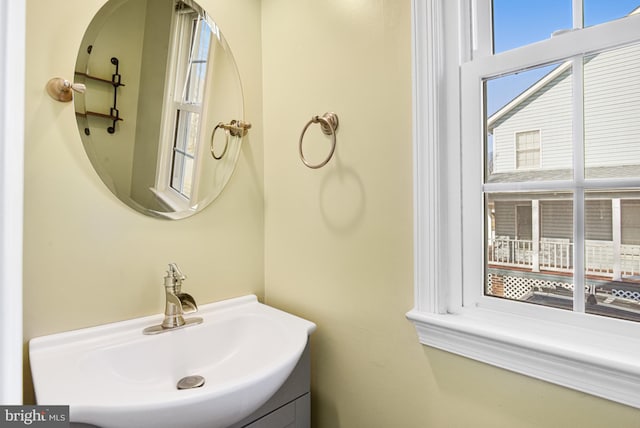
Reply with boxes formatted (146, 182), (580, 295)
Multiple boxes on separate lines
(488, 237), (640, 278)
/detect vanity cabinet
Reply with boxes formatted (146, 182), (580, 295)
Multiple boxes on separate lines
(227, 342), (311, 428)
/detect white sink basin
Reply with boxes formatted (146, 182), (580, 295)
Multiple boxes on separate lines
(29, 295), (315, 428)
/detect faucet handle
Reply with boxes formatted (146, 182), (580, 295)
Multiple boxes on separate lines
(165, 263), (186, 291)
(167, 263), (186, 280)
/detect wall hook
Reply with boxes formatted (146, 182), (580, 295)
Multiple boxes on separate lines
(46, 77), (86, 102)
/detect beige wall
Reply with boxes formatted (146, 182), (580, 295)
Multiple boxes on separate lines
(261, 1), (640, 427)
(23, 0), (263, 403)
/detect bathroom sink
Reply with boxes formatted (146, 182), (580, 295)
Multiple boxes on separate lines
(29, 295), (315, 428)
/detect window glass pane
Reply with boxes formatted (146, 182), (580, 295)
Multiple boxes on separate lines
(171, 152), (185, 194)
(485, 62), (572, 182)
(584, 1), (640, 28)
(584, 42), (640, 179)
(585, 191), (640, 321)
(185, 18), (211, 104)
(181, 156), (195, 198)
(492, 0), (571, 54)
(486, 193), (574, 311)
(492, 2), (640, 54)
(170, 153), (194, 199)
(171, 110), (198, 199)
(174, 110), (199, 156)
(194, 18), (211, 62)
(186, 61), (207, 103)
(174, 110), (188, 153)
(186, 112), (199, 156)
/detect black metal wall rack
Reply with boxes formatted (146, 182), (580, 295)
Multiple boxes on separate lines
(75, 57), (124, 134)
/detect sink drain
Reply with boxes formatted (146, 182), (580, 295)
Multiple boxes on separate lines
(177, 375), (205, 390)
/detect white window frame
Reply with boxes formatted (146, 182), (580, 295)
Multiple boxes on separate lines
(153, 2), (210, 212)
(0, 0), (24, 404)
(407, 0), (640, 409)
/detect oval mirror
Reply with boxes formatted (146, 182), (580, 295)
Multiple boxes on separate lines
(74, 0), (246, 219)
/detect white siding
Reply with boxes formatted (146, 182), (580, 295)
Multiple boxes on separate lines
(540, 200), (573, 240)
(494, 199), (612, 241)
(494, 201), (517, 237)
(622, 200), (640, 245)
(584, 43), (640, 168)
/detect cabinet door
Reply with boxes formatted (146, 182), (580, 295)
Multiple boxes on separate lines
(244, 394), (310, 428)
(244, 401), (295, 428)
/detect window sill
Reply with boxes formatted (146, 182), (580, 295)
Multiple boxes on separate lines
(406, 307), (640, 409)
(149, 187), (191, 213)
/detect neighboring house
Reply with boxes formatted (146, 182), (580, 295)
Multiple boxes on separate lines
(485, 8), (640, 310)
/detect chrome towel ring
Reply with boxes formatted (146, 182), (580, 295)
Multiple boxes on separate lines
(299, 112), (339, 169)
(210, 122), (229, 160)
(210, 120), (252, 160)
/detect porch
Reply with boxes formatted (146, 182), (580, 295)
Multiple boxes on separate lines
(488, 236), (640, 279)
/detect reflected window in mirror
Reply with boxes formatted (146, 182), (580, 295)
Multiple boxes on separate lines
(155, 1), (215, 210)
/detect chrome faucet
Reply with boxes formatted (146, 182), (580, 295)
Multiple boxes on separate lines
(143, 263), (203, 335)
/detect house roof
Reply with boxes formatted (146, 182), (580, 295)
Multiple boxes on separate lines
(487, 62), (571, 133)
(487, 164), (640, 184)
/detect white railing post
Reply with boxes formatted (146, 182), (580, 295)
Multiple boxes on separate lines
(532, 200), (540, 272)
(612, 199), (621, 280)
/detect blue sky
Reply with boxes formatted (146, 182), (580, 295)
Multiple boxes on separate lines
(487, 1), (640, 116)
